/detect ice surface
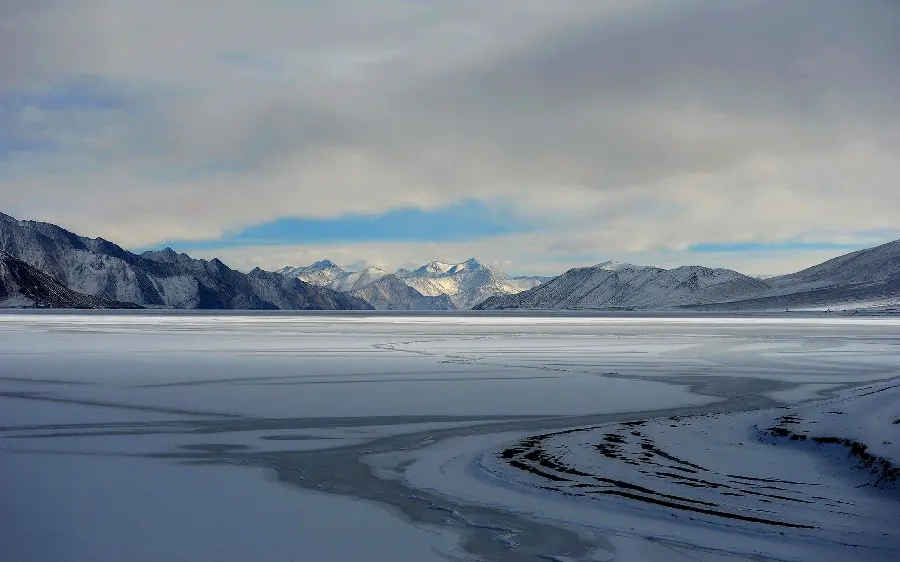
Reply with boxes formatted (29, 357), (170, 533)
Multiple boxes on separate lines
(0, 315), (722, 418)
(0, 455), (462, 562)
(2, 312), (900, 561)
(765, 383), (843, 403)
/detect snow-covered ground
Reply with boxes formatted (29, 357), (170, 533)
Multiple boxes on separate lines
(1, 313), (899, 561)
(392, 382), (899, 561)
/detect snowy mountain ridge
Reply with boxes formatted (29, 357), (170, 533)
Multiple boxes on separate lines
(696, 239), (900, 311)
(0, 212), (372, 310)
(402, 261), (456, 277)
(476, 263), (773, 310)
(277, 259), (350, 288)
(477, 240), (900, 311)
(348, 274), (456, 311)
(279, 256), (544, 309)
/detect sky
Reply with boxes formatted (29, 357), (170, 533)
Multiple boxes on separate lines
(2, 0), (899, 276)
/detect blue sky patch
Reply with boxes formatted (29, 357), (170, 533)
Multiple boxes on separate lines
(0, 77), (128, 112)
(688, 240), (870, 253)
(0, 76), (131, 159)
(139, 200), (534, 252)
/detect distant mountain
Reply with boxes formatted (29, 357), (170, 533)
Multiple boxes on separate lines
(245, 267), (372, 310)
(348, 274), (456, 311)
(696, 240), (900, 311)
(476, 240), (900, 311)
(1, 251), (141, 309)
(398, 261), (456, 278)
(280, 261), (389, 292)
(0, 212), (372, 310)
(400, 258), (543, 309)
(769, 239), (900, 290)
(332, 266), (390, 292)
(280, 257), (544, 309)
(476, 261), (773, 310)
(278, 260), (348, 287)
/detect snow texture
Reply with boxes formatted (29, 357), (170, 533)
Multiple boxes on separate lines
(0, 250), (140, 309)
(398, 384), (900, 561)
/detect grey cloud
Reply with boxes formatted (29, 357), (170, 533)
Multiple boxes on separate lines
(1, 0), (898, 266)
(400, 0), (900, 187)
(444, 0), (900, 115)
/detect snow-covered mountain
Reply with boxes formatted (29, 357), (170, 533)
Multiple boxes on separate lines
(244, 267), (373, 310)
(0, 212), (372, 310)
(399, 258), (542, 309)
(332, 266), (389, 292)
(280, 261), (389, 292)
(1, 251), (141, 309)
(700, 239), (900, 311)
(280, 257), (545, 309)
(476, 262), (773, 310)
(770, 239), (900, 290)
(477, 240), (900, 311)
(397, 261), (456, 278)
(348, 274), (456, 311)
(278, 259), (348, 287)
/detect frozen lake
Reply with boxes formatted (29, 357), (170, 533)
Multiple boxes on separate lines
(1, 313), (899, 561)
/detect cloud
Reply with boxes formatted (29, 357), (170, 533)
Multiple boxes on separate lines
(1, 0), (898, 271)
(178, 229), (884, 279)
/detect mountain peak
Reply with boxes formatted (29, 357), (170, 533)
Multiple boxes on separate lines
(141, 247), (185, 263)
(309, 259), (339, 270)
(447, 257), (493, 275)
(414, 261), (454, 276)
(594, 260), (643, 272)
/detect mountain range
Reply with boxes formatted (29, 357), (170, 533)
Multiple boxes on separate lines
(0, 212), (371, 310)
(278, 261), (391, 292)
(476, 241), (900, 311)
(1, 211), (897, 312)
(475, 262), (770, 310)
(278, 257), (548, 310)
